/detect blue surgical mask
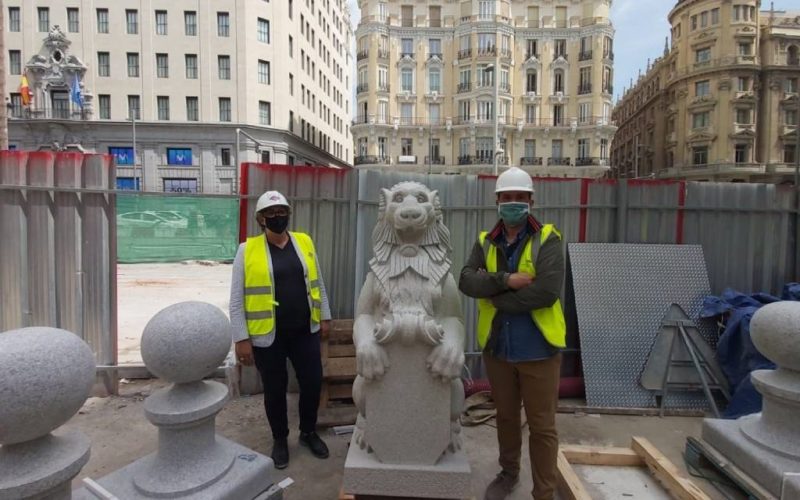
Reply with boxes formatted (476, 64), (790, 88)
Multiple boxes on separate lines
(498, 202), (529, 227)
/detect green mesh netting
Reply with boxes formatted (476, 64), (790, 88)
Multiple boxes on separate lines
(116, 194), (239, 263)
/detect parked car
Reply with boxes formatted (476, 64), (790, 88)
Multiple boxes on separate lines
(117, 211), (189, 230)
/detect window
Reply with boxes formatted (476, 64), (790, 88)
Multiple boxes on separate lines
(258, 60), (270, 84)
(553, 104), (564, 126)
(787, 45), (799, 66)
(578, 139), (590, 159)
(116, 178), (140, 191)
(401, 5), (413, 27)
(785, 145), (797, 164)
(9, 50), (21, 75)
(736, 108), (752, 124)
(289, 0), (294, 18)
(693, 146), (708, 165)
(429, 68), (440, 93)
(401, 38), (413, 56)
(68, 8), (79, 32)
(156, 54), (169, 78)
(477, 100), (494, 121)
(711, 8), (720, 24)
(555, 6), (567, 27)
(378, 101), (388, 123)
(429, 38), (441, 57)
(401, 138), (413, 156)
(218, 55), (231, 80)
(786, 109), (798, 126)
(738, 42), (752, 56)
(429, 104), (440, 125)
(98, 95), (111, 119)
(554, 39), (567, 58)
(219, 97), (232, 122)
(579, 67), (592, 93)
(97, 52), (110, 77)
(186, 97), (199, 121)
(738, 77), (751, 92)
(155, 10), (168, 35)
(554, 70), (565, 93)
(38, 7), (49, 32)
(787, 78), (799, 94)
(167, 148), (191, 165)
(289, 74), (294, 95)
(524, 139), (536, 159)
(258, 18), (270, 43)
(378, 137), (388, 157)
(478, 33), (495, 52)
(126, 10), (138, 34)
(163, 179), (198, 193)
(401, 68), (413, 92)
(127, 95), (141, 120)
(692, 111), (710, 129)
(601, 139), (609, 160)
(691, 15), (698, 31)
(695, 80), (710, 96)
(289, 36), (293, 57)
(700, 11), (708, 28)
(127, 53), (140, 77)
(579, 103), (592, 124)
(9, 7), (20, 32)
(157, 96), (170, 120)
(429, 5), (441, 27)
(400, 103), (413, 125)
(735, 144), (749, 164)
(696, 48), (711, 63)
(185, 55), (198, 79)
(221, 148), (232, 166)
(109, 147), (135, 165)
(525, 105), (537, 124)
(96, 9), (108, 33)
(185, 11), (197, 36)
(218, 12), (230, 37)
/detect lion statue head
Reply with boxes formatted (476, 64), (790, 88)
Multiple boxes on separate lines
(371, 181), (452, 266)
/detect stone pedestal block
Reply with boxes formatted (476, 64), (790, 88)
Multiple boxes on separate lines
(0, 327), (95, 500)
(72, 302), (277, 499)
(702, 301), (800, 498)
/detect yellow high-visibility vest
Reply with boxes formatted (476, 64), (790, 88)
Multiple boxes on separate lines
(476, 224), (567, 350)
(243, 232), (322, 336)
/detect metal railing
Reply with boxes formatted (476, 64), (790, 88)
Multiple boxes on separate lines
(578, 84), (593, 95)
(603, 85), (614, 95)
(356, 50), (368, 61)
(356, 83), (369, 94)
(548, 157), (572, 166)
(377, 83), (391, 92)
(554, 52), (568, 60)
(424, 156), (446, 165)
(604, 51), (615, 61)
(477, 46), (497, 57)
(354, 155), (390, 165)
(575, 157), (604, 166)
(377, 49), (389, 59)
(500, 49), (512, 58)
(458, 48), (472, 59)
(525, 52), (539, 60)
(400, 52), (415, 59)
(457, 82), (472, 93)
(428, 53), (442, 60)
(520, 157), (543, 166)
(579, 50), (593, 61)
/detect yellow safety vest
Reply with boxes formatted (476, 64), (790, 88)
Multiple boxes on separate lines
(476, 224), (567, 350)
(243, 232), (322, 336)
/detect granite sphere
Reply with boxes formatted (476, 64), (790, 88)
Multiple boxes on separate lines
(141, 302), (232, 384)
(751, 301), (800, 372)
(0, 327), (95, 445)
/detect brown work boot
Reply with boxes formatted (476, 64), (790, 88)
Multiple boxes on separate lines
(483, 470), (519, 500)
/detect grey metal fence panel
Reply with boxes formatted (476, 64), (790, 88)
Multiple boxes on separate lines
(0, 152), (117, 394)
(625, 181), (682, 244)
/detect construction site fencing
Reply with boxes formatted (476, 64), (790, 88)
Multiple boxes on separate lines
(0, 151), (117, 394)
(240, 164), (799, 358)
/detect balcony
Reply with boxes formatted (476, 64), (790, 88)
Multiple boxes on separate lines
(400, 52), (415, 60)
(578, 84), (592, 95)
(553, 52), (568, 61)
(458, 48), (472, 59)
(457, 82), (472, 93)
(458, 155), (476, 165)
(428, 52), (443, 60)
(500, 49), (512, 59)
(525, 52), (540, 60)
(579, 50), (593, 61)
(397, 155), (417, 164)
(354, 155), (390, 166)
(575, 157), (603, 166)
(603, 85), (614, 95)
(357, 50), (368, 61)
(499, 83), (511, 93)
(520, 157), (543, 166)
(604, 51), (615, 61)
(477, 46), (497, 57)
(424, 156), (446, 165)
(548, 157), (571, 166)
(377, 83), (391, 93)
(356, 83), (369, 94)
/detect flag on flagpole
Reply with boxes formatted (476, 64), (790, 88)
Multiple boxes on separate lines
(70, 73), (84, 108)
(20, 75), (32, 106)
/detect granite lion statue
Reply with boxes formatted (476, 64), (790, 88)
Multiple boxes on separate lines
(352, 181), (466, 457)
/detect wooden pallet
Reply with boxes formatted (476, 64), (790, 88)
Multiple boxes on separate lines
(318, 319), (358, 427)
(558, 437), (712, 500)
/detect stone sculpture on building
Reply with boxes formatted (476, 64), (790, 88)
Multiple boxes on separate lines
(344, 181), (471, 498)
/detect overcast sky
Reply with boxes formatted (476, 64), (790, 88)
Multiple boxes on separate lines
(346, 0), (798, 105)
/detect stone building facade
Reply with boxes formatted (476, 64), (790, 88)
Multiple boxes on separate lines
(611, 0), (800, 182)
(4, 0), (354, 193)
(352, 0), (617, 178)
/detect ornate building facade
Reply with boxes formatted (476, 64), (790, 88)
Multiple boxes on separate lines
(4, 0), (353, 193)
(611, 1), (800, 182)
(352, 0), (617, 177)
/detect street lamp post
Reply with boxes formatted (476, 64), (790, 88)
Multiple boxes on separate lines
(130, 115), (142, 190)
(487, 49), (502, 175)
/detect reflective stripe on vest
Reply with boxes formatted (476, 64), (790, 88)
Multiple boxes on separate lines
(243, 232), (322, 336)
(476, 224), (567, 350)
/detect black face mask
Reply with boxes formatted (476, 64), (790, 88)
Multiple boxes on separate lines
(264, 215), (289, 234)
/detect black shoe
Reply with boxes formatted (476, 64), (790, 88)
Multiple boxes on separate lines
(271, 438), (289, 469)
(299, 431), (329, 459)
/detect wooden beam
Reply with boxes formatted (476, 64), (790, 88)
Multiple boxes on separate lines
(328, 344), (356, 358)
(338, 486), (355, 500)
(556, 449), (593, 500)
(560, 444), (645, 467)
(631, 437), (711, 500)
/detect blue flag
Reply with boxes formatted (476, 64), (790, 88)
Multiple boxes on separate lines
(70, 73), (84, 107)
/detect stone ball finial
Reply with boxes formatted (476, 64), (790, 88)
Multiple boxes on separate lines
(750, 301), (800, 372)
(141, 301), (232, 384)
(0, 327), (95, 445)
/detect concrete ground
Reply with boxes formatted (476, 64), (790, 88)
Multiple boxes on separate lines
(65, 380), (723, 500)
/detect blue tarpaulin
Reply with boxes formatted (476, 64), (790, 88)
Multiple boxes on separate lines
(701, 284), (800, 418)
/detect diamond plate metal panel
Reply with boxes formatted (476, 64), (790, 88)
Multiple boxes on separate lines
(569, 243), (715, 409)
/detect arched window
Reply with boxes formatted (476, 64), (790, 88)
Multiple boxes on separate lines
(788, 45), (799, 66)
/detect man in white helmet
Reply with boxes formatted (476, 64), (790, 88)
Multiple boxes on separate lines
(229, 190), (332, 469)
(459, 167), (566, 500)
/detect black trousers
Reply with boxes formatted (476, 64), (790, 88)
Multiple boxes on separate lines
(252, 330), (322, 440)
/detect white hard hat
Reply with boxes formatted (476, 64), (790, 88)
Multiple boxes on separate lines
(255, 191), (290, 214)
(495, 167), (534, 194)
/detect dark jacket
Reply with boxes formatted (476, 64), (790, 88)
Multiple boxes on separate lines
(458, 220), (565, 350)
